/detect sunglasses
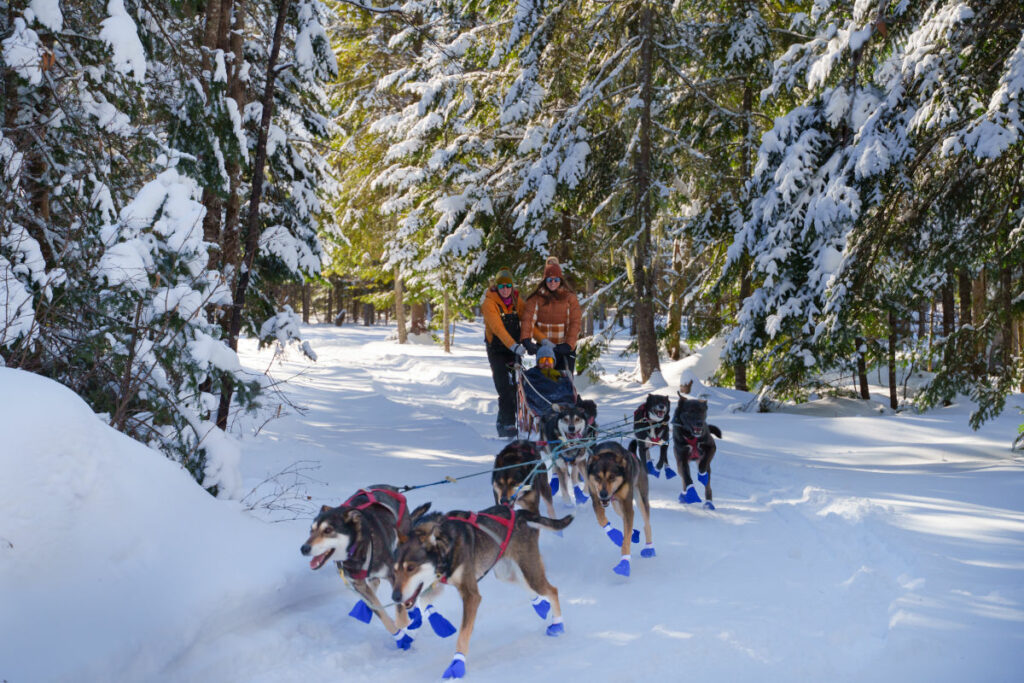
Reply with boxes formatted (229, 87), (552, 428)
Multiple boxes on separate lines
(538, 356), (555, 366)
(546, 277), (561, 283)
(496, 284), (512, 290)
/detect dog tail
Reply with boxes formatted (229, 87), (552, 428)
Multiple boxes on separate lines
(627, 439), (638, 453)
(520, 509), (575, 531)
(709, 425), (722, 439)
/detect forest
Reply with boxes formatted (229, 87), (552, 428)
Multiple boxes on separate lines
(2, 0), (1022, 492)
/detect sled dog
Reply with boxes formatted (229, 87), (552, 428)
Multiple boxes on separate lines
(300, 485), (430, 644)
(492, 439), (556, 517)
(585, 440), (655, 576)
(539, 403), (592, 506)
(672, 397), (722, 509)
(392, 505), (573, 679)
(627, 393), (672, 477)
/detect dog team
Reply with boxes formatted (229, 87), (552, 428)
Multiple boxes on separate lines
(300, 388), (722, 679)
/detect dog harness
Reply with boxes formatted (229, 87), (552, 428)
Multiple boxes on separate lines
(634, 404), (669, 446)
(438, 508), (516, 584)
(677, 430), (703, 461)
(342, 488), (409, 525)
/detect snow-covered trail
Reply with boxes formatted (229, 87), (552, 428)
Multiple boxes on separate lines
(166, 323), (1024, 682)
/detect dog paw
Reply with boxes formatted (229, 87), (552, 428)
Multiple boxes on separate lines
(631, 528), (640, 543)
(703, 500), (716, 511)
(679, 485), (701, 504)
(406, 606), (422, 630)
(531, 596), (551, 620)
(640, 545), (656, 558)
(393, 628), (413, 650)
(442, 653), (466, 679)
(645, 460), (660, 478)
(427, 605), (457, 638)
(546, 621), (565, 636)
(613, 557), (631, 576)
(664, 466), (677, 480)
(698, 470), (710, 486)
(348, 599), (373, 624)
(603, 523), (623, 546)
(573, 485), (589, 505)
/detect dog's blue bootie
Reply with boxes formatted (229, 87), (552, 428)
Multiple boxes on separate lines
(427, 605), (457, 638)
(646, 460), (660, 478)
(704, 500), (716, 511)
(393, 628), (413, 650)
(641, 544), (656, 558)
(442, 653), (466, 679)
(664, 466), (677, 479)
(613, 556), (631, 576)
(550, 474), (560, 496)
(546, 621), (565, 636)
(573, 485), (589, 505)
(698, 470), (710, 486)
(532, 596), (551, 619)
(406, 606), (422, 630)
(348, 599), (373, 624)
(603, 523), (623, 546)
(631, 528), (640, 543)
(680, 485), (701, 504)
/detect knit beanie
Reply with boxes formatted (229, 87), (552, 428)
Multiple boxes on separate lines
(543, 256), (563, 280)
(537, 340), (556, 363)
(495, 269), (514, 286)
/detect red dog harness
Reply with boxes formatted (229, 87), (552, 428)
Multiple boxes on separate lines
(342, 488), (409, 525)
(439, 508), (516, 584)
(684, 435), (701, 460)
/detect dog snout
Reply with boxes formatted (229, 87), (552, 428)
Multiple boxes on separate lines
(300, 543), (311, 555)
(391, 587), (403, 603)
(499, 495), (511, 505)
(599, 489), (611, 502)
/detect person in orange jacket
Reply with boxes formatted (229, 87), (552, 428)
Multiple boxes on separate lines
(520, 256), (582, 374)
(482, 268), (528, 437)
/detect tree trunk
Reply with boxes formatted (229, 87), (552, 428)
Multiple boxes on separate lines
(362, 303), (374, 326)
(941, 277), (955, 338)
(326, 283), (333, 323)
(735, 253), (752, 392)
(972, 270), (987, 372)
(1000, 265), (1013, 370)
(443, 290), (451, 353)
(888, 310), (898, 410)
(395, 268), (407, 344)
(855, 336), (870, 400)
(216, 0), (292, 430)
(301, 282), (310, 323)
(664, 239), (686, 361)
(583, 278), (595, 337)
(631, 6), (660, 383)
(410, 301), (427, 335)
(958, 269), (972, 326)
(734, 81), (754, 392)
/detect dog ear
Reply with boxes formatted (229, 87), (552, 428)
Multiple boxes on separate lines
(410, 502), (431, 521)
(320, 504), (332, 513)
(614, 451), (628, 471)
(343, 508), (361, 527)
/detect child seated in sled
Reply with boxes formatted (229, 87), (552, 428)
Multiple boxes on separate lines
(522, 341), (576, 416)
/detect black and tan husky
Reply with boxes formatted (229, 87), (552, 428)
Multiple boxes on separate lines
(392, 505), (573, 679)
(492, 439), (556, 517)
(672, 397), (722, 509)
(539, 403), (591, 506)
(586, 441), (656, 577)
(300, 485), (430, 649)
(627, 393), (673, 479)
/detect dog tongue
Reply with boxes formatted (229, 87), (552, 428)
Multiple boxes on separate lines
(310, 553), (328, 570)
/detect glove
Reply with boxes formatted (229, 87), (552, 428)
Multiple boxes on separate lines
(511, 343), (526, 358)
(555, 342), (573, 355)
(521, 339), (539, 355)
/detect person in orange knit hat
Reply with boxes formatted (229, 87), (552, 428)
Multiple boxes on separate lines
(520, 256), (582, 374)
(482, 268), (527, 437)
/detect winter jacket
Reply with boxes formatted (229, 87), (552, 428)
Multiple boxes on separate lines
(482, 287), (525, 350)
(521, 288), (582, 348)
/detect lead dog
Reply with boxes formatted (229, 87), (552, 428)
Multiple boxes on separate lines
(539, 403), (592, 506)
(585, 441), (655, 576)
(672, 397), (722, 509)
(627, 393), (674, 479)
(492, 439), (556, 517)
(392, 505), (573, 679)
(300, 485), (430, 649)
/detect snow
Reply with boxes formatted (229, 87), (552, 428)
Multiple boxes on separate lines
(29, 0), (63, 31)
(2, 323), (1024, 682)
(2, 18), (43, 86)
(100, 0), (147, 82)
